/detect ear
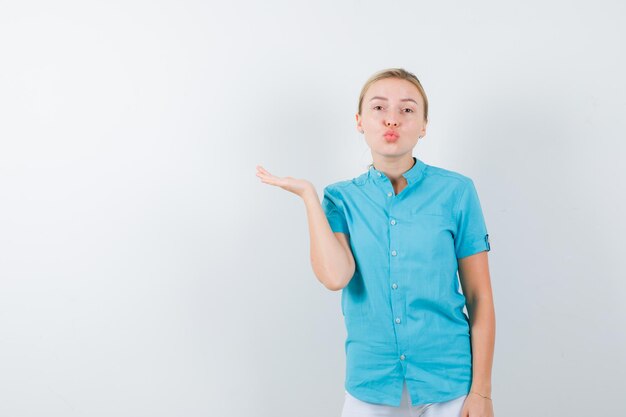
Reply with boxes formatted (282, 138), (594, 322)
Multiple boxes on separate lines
(355, 113), (363, 133)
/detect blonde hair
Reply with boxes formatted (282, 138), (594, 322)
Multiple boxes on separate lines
(357, 68), (428, 122)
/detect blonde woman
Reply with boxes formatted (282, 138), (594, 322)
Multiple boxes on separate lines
(256, 68), (495, 417)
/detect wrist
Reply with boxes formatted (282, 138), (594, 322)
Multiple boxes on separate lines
(469, 390), (492, 400)
(301, 184), (318, 201)
(469, 384), (491, 397)
(468, 384), (491, 400)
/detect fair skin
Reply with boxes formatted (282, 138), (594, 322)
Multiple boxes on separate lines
(356, 77), (426, 195)
(255, 77), (495, 417)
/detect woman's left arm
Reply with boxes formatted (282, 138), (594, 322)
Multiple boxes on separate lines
(458, 250), (495, 416)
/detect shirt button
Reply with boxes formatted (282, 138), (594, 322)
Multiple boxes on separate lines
(391, 250), (397, 256)
(392, 283), (398, 289)
(395, 317), (401, 324)
(400, 354), (406, 361)
(387, 191), (392, 197)
(390, 219), (396, 225)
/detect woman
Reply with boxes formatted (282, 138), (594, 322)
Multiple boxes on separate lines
(256, 68), (495, 417)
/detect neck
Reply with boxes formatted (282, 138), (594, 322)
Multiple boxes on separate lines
(372, 155), (415, 182)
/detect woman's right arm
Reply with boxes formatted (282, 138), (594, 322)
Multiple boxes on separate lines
(302, 188), (355, 291)
(255, 165), (355, 291)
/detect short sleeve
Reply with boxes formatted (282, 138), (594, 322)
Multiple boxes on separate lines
(321, 186), (350, 235)
(454, 179), (491, 259)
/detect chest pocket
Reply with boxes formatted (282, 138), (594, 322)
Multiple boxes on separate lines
(407, 209), (456, 258)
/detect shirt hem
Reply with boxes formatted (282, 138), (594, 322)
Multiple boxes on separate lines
(344, 386), (470, 408)
(410, 389), (469, 407)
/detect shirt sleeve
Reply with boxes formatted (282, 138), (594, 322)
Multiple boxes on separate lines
(454, 179), (491, 259)
(321, 186), (350, 235)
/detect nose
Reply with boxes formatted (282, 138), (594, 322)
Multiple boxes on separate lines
(385, 119), (398, 127)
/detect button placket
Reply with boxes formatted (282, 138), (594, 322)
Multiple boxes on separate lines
(389, 202), (407, 367)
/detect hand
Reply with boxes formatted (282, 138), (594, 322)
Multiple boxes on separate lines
(460, 392), (494, 417)
(256, 165), (315, 198)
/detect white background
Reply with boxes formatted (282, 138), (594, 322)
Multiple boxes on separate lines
(1, 1), (625, 416)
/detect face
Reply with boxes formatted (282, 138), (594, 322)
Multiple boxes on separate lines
(356, 77), (427, 161)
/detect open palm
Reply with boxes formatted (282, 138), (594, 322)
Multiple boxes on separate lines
(256, 165), (314, 198)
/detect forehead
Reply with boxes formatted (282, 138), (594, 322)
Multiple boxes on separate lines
(365, 78), (422, 102)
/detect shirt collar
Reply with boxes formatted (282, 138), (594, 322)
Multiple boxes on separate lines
(368, 156), (427, 185)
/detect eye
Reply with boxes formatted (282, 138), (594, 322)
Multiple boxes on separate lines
(373, 105), (383, 110)
(403, 108), (414, 113)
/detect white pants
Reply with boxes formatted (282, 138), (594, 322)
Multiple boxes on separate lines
(341, 381), (467, 417)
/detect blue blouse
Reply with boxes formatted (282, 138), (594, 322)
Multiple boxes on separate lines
(322, 156), (491, 407)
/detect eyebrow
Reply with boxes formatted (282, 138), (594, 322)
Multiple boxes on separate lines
(369, 96), (419, 105)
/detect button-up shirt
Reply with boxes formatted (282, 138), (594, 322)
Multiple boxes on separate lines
(321, 156), (491, 407)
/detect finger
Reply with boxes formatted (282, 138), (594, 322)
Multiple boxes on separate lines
(256, 171), (277, 182)
(257, 173), (282, 186)
(256, 165), (271, 175)
(258, 169), (281, 182)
